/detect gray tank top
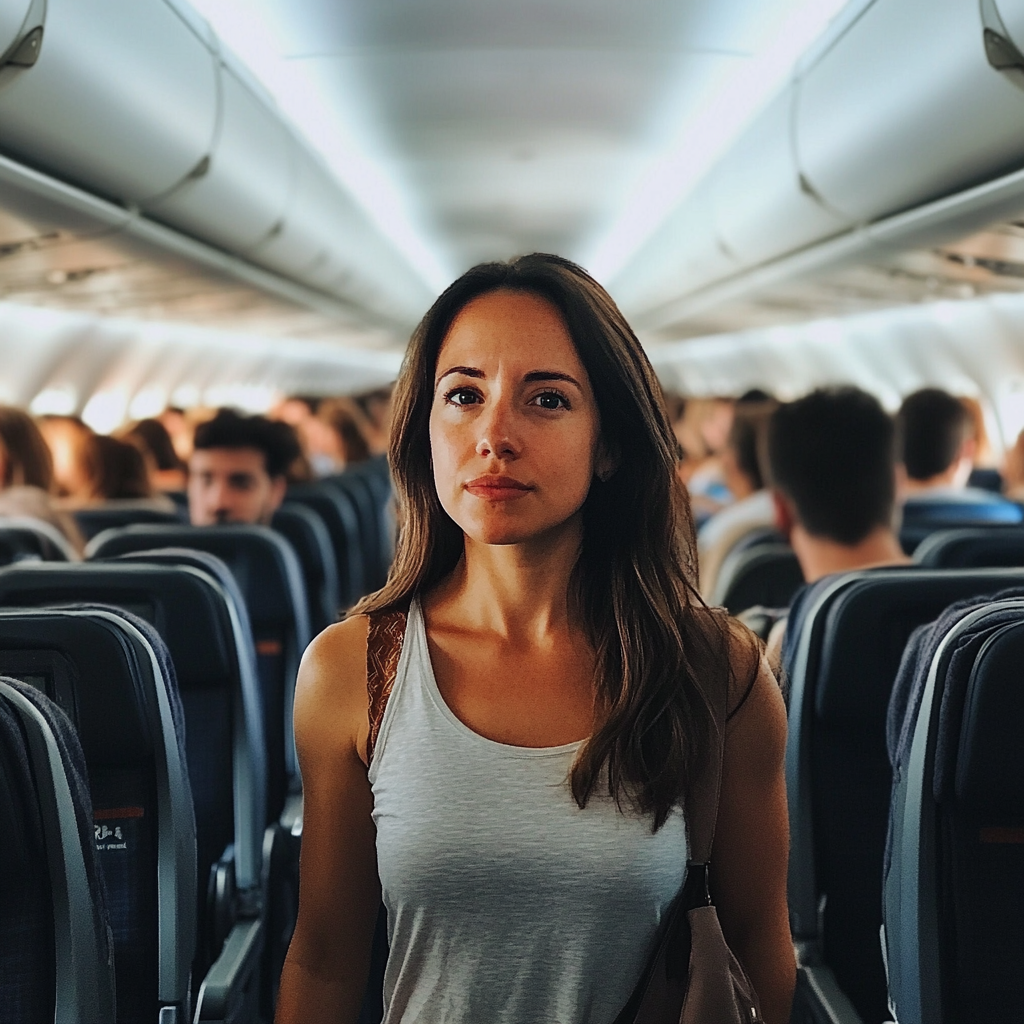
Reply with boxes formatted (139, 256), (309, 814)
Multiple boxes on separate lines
(368, 598), (689, 1024)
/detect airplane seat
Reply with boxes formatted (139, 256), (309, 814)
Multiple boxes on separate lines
(0, 518), (77, 561)
(0, 607), (196, 1023)
(72, 504), (185, 541)
(884, 597), (1024, 1024)
(272, 503), (340, 635)
(710, 541), (804, 615)
(784, 567), (1024, 1024)
(85, 524), (311, 822)
(340, 457), (396, 587)
(324, 472), (386, 591)
(0, 675), (115, 1024)
(913, 524), (1024, 568)
(287, 482), (366, 607)
(0, 559), (269, 1018)
(898, 497), (1023, 554)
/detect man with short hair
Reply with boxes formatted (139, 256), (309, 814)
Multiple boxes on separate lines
(764, 388), (910, 678)
(188, 409), (301, 526)
(896, 388), (976, 494)
(769, 387), (908, 583)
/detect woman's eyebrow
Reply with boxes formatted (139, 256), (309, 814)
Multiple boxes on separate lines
(436, 365), (484, 386)
(523, 370), (583, 389)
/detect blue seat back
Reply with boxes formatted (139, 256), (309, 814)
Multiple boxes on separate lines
(885, 598), (1024, 1022)
(72, 505), (184, 541)
(914, 524), (1024, 568)
(86, 524), (309, 819)
(786, 567), (1024, 1023)
(0, 675), (115, 1024)
(0, 608), (196, 1023)
(0, 560), (266, 906)
(287, 482), (365, 607)
(900, 497), (1023, 553)
(273, 503), (340, 635)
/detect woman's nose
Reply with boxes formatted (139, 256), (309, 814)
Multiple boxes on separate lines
(474, 400), (519, 459)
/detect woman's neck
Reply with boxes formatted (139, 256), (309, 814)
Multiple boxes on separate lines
(434, 516), (583, 642)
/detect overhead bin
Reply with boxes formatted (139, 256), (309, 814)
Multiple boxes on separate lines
(796, 0), (1024, 222)
(711, 87), (850, 266)
(251, 150), (338, 279)
(610, 177), (740, 315)
(0, 0), (218, 204)
(146, 56), (295, 253)
(0, 1), (34, 60)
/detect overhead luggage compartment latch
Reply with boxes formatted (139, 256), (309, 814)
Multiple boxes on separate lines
(0, 0), (45, 74)
(981, 0), (1024, 91)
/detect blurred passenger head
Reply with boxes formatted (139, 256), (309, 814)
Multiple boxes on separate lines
(189, 408), (299, 525)
(896, 387), (974, 486)
(91, 435), (154, 500)
(352, 386), (394, 455)
(0, 406), (54, 491)
(318, 397), (371, 468)
(38, 416), (96, 500)
(768, 387), (896, 545)
(121, 418), (183, 473)
(721, 401), (775, 500)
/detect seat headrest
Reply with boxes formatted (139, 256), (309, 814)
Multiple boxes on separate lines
(815, 570), (1024, 725)
(950, 620), (1024, 815)
(0, 562), (234, 687)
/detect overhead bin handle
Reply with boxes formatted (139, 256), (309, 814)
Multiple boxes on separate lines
(981, 0), (1024, 90)
(0, 0), (45, 72)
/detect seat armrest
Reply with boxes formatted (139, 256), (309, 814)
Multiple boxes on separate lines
(279, 791), (302, 837)
(792, 961), (865, 1024)
(193, 917), (264, 1024)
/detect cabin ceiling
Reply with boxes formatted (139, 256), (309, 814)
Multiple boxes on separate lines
(5, 0), (1024, 358)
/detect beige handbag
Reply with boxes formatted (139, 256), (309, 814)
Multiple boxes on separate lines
(613, 679), (763, 1024)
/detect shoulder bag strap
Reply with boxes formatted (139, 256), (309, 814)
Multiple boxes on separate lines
(365, 607), (408, 763)
(686, 675), (728, 873)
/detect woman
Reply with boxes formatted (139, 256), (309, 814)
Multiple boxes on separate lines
(0, 406), (84, 554)
(277, 255), (794, 1024)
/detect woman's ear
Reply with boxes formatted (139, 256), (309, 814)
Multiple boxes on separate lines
(595, 438), (620, 482)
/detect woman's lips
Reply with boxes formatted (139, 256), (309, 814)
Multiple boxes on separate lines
(464, 475), (533, 501)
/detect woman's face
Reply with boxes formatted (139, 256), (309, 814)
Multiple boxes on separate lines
(429, 289), (611, 548)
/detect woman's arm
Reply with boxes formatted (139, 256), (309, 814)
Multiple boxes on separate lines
(275, 616), (382, 1024)
(711, 652), (795, 1024)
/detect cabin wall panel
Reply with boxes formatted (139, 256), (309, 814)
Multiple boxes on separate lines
(0, 0), (218, 203)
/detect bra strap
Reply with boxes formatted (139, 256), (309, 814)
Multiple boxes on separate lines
(365, 607), (408, 763)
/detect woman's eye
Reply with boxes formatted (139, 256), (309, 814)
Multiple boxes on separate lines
(533, 391), (569, 410)
(445, 387), (481, 406)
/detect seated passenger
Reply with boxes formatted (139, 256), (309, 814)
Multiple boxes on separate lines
(351, 385), (394, 456)
(89, 435), (177, 509)
(697, 400), (777, 600)
(316, 397), (372, 473)
(37, 415), (96, 502)
(119, 418), (188, 492)
(188, 408), (300, 526)
(896, 388), (1002, 504)
(765, 387), (910, 675)
(0, 407), (84, 553)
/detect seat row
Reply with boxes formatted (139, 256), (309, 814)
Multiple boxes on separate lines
(0, 460), (394, 1023)
(782, 556), (1024, 1023)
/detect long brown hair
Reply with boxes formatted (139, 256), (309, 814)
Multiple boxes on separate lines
(0, 406), (54, 491)
(356, 253), (740, 829)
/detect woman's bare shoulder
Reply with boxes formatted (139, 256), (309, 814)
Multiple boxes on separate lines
(294, 615), (372, 762)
